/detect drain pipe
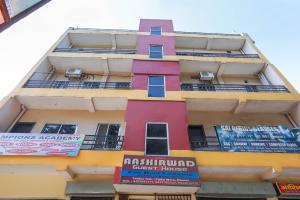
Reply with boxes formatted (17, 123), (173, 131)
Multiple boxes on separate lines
(285, 112), (299, 128)
(6, 104), (27, 133)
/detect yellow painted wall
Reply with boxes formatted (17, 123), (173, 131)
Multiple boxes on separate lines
(0, 174), (66, 199)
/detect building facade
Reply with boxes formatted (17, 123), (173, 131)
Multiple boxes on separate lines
(0, 0), (51, 32)
(0, 19), (300, 199)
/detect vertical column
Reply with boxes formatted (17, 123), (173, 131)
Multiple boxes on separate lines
(123, 19), (190, 152)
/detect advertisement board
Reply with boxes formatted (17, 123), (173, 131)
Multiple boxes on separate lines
(0, 133), (84, 156)
(215, 125), (300, 153)
(276, 183), (300, 196)
(120, 155), (200, 186)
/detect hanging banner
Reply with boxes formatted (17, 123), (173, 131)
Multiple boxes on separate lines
(120, 155), (200, 186)
(276, 183), (300, 196)
(215, 125), (300, 153)
(0, 133), (84, 156)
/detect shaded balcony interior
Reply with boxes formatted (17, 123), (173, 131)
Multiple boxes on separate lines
(0, 104), (126, 151)
(175, 33), (259, 58)
(187, 111), (298, 151)
(23, 56), (132, 89)
(1, 98), (299, 152)
(180, 66), (289, 93)
(54, 29), (259, 58)
(55, 30), (137, 52)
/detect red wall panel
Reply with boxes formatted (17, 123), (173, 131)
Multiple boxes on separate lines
(123, 100), (190, 152)
(132, 74), (180, 91)
(132, 60), (180, 75)
(136, 35), (175, 55)
(132, 60), (180, 90)
(139, 19), (174, 32)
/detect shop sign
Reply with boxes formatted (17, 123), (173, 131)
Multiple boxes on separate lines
(0, 133), (84, 156)
(215, 125), (300, 153)
(120, 155), (200, 186)
(276, 183), (300, 195)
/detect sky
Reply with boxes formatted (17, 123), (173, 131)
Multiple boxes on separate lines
(0, 0), (299, 100)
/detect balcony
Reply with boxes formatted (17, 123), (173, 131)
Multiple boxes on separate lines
(23, 80), (131, 89)
(176, 51), (259, 58)
(81, 135), (124, 150)
(190, 136), (221, 151)
(54, 48), (136, 54)
(181, 83), (289, 93)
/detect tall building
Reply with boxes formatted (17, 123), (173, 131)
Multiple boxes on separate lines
(0, 19), (300, 200)
(0, 0), (51, 32)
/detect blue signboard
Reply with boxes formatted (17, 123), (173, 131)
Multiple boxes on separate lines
(215, 125), (300, 153)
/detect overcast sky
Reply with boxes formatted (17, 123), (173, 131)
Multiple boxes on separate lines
(0, 0), (299, 100)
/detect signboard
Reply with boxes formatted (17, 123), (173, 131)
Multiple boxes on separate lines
(0, 133), (84, 156)
(276, 183), (300, 196)
(215, 125), (300, 153)
(120, 155), (200, 186)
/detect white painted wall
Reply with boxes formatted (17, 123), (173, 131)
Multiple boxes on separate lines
(290, 102), (300, 127)
(263, 64), (285, 86)
(0, 98), (22, 132)
(241, 40), (257, 54)
(56, 34), (71, 48)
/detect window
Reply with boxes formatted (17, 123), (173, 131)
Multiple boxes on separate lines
(150, 26), (162, 35)
(41, 123), (77, 134)
(10, 122), (35, 133)
(94, 123), (121, 149)
(148, 76), (165, 97)
(149, 45), (163, 58)
(145, 123), (168, 155)
(188, 125), (207, 150)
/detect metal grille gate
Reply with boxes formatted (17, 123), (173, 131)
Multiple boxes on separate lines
(155, 194), (191, 200)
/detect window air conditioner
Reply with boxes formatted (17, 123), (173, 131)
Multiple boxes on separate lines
(199, 72), (214, 81)
(65, 68), (82, 78)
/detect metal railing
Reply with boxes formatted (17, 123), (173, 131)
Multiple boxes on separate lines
(176, 51), (259, 58)
(174, 31), (241, 37)
(24, 80), (131, 89)
(181, 83), (289, 93)
(81, 135), (124, 150)
(54, 48), (136, 54)
(190, 136), (221, 151)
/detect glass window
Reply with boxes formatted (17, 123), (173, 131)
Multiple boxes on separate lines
(149, 45), (163, 58)
(188, 125), (207, 150)
(148, 76), (165, 97)
(41, 123), (77, 134)
(150, 26), (162, 35)
(59, 124), (77, 134)
(146, 123), (168, 155)
(10, 122), (35, 133)
(95, 123), (121, 149)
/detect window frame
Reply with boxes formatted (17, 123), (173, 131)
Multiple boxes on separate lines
(147, 75), (166, 98)
(145, 122), (169, 156)
(150, 26), (162, 35)
(149, 44), (163, 59)
(94, 123), (121, 149)
(41, 123), (78, 134)
(9, 122), (36, 133)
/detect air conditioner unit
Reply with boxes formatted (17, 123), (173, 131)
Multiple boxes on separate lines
(65, 68), (82, 78)
(199, 71), (214, 81)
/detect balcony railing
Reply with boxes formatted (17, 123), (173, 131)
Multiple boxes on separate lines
(81, 135), (124, 150)
(190, 136), (221, 151)
(54, 48), (136, 54)
(176, 51), (259, 58)
(24, 80), (131, 89)
(174, 31), (241, 37)
(181, 83), (289, 93)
